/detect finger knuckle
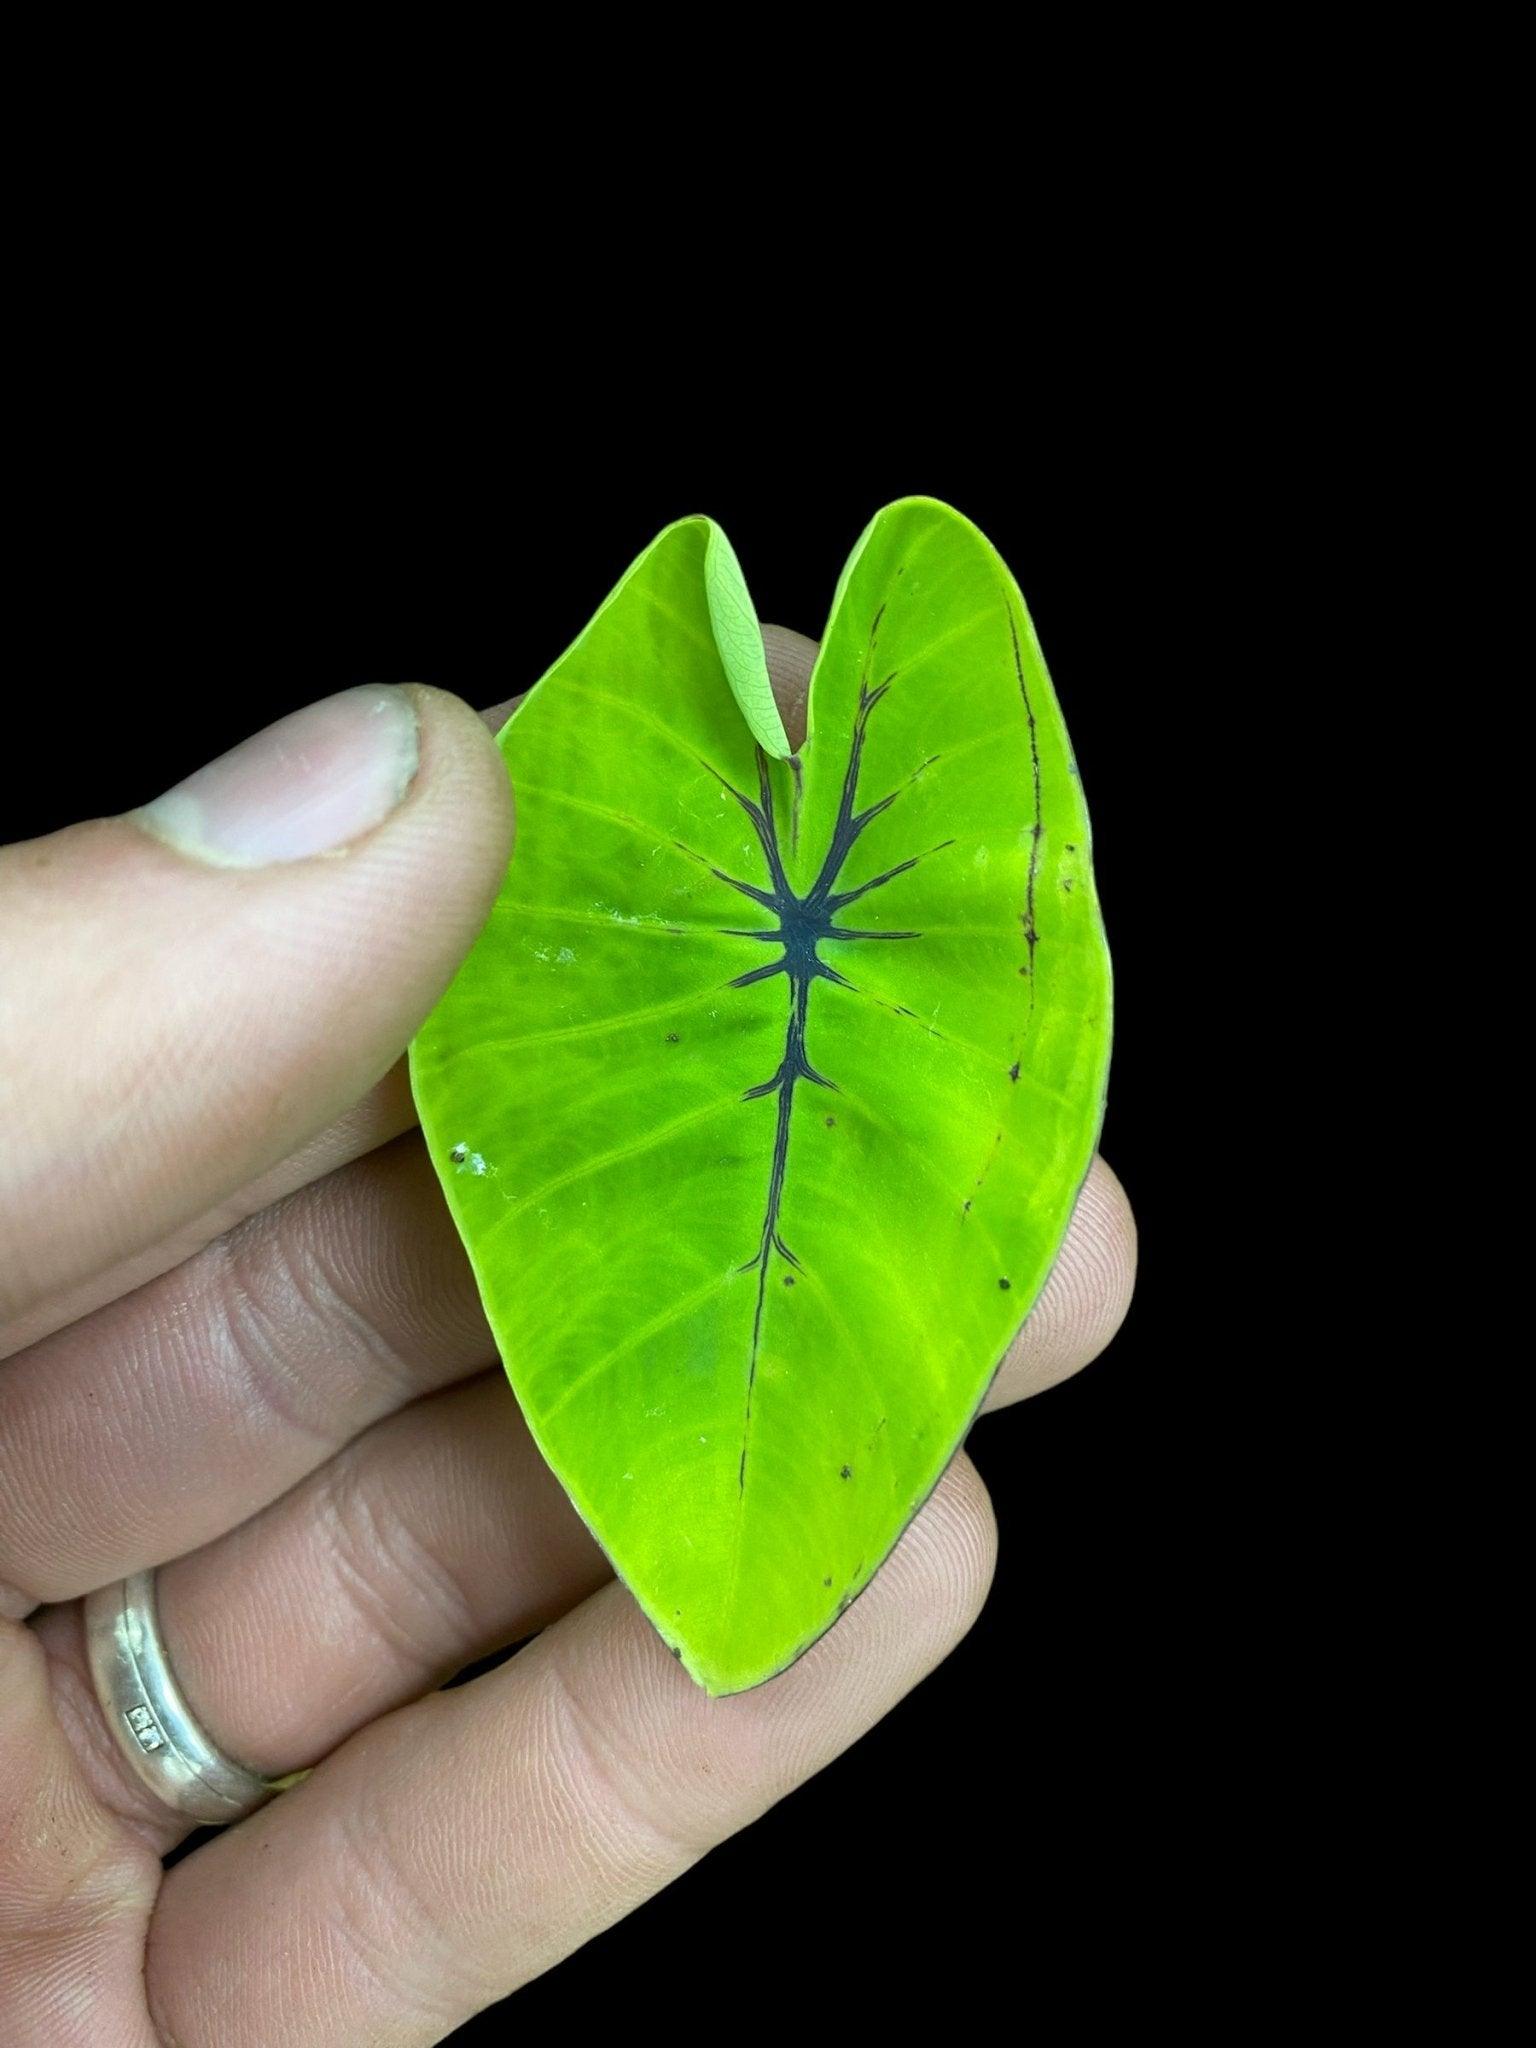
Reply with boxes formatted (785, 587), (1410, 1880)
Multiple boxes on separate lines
(319, 1797), (475, 2033)
(539, 1638), (710, 1873)
(315, 1450), (478, 1679)
(214, 1203), (412, 1452)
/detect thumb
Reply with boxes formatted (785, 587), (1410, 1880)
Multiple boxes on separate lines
(0, 683), (512, 1328)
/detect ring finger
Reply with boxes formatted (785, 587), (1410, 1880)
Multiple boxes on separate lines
(37, 1158), (1134, 1852)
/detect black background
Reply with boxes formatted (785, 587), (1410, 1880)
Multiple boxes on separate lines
(10, 385), (1246, 2032)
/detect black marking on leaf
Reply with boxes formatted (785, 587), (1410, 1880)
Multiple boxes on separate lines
(665, 1032), (680, 1043)
(709, 633), (947, 1492)
(823, 1575), (833, 1587)
(1006, 607), (1044, 1001)
(450, 1144), (467, 1164)
(1009, 1061), (1020, 1082)
(825, 838), (954, 914)
(999, 1277), (1012, 1290)
(708, 602), (1042, 1494)
(840, 1464), (853, 1480)
(714, 870), (778, 910)
(970, 1130), (1006, 1204)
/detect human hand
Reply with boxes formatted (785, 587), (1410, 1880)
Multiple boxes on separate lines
(0, 636), (1135, 2044)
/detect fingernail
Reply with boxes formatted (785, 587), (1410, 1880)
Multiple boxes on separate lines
(134, 685), (421, 867)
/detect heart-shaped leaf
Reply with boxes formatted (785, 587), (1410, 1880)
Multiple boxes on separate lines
(409, 498), (1111, 1694)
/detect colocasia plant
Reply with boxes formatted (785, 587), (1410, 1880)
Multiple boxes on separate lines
(409, 498), (1111, 1694)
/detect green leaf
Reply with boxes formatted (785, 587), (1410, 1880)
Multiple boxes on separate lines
(408, 500), (1111, 1696)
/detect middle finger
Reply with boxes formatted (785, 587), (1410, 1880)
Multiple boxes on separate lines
(0, 1135), (493, 1612)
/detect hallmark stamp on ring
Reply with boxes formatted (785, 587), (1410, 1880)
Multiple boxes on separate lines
(124, 1701), (165, 1752)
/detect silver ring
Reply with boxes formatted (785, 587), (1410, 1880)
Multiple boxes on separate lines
(83, 1570), (291, 1824)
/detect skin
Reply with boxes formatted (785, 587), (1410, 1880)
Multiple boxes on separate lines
(0, 633), (1136, 2047)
